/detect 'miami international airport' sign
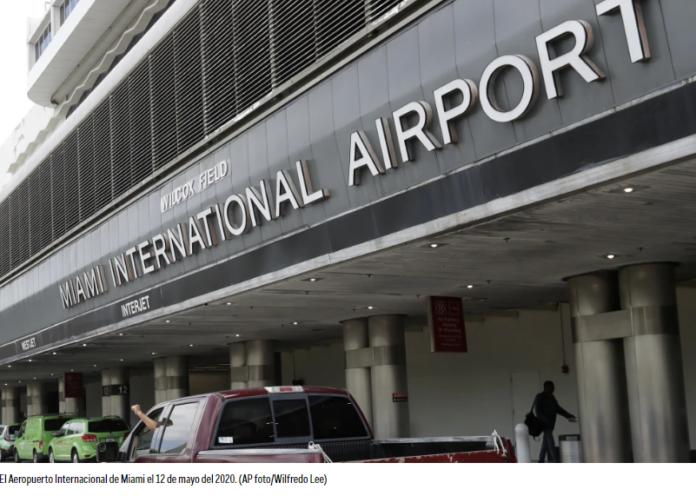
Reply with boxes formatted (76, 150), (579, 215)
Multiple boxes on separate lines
(59, 0), (650, 310)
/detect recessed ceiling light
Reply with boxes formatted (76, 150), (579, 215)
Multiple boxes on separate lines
(310, 278), (317, 282)
(367, 306), (375, 310)
(120, 359), (124, 362)
(607, 254), (616, 259)
(18, 381), (21, 383)
(293, 322), (299, 325)
(165, 320), (170, 323)
(623, 187), (634, 193)
(71, 370), (74, 372)
(94, 365), (97, 367)
(467, 285), (474, 289)
(52, 352), (57, 355)
(235, 334), (240, 337)
(430, 243), (440, 249)
(33, 377), (36, 380)
(189, 344), (194, 347)
(226, 302), (232, 306)
(82, 344), (87, 347)
(28, 359), (32, 362)
(51, 373), (54, 376)
(152, 352), (156, 355)
(7, 365), (11, 368)
(119, 333), (124, 336)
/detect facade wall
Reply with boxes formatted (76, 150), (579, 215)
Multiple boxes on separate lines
(4, 0), (696, 362)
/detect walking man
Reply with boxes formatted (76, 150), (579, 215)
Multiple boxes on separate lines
(534, 381), (577, 463)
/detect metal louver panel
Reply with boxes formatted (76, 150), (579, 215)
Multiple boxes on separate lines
(151, 37), (177, 171)
(93, 100), (113, 211)
(0, 0), (420, 282)
(78, 118), (96, 222)
(174, 11), (205, 154)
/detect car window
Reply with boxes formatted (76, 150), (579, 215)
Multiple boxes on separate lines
(134, 409), (164, 456)
(19, 422), (26, 436)
(8, 425), (21, 436)
(272, 399), (310, 439)
(57, 424), (70, 436)
(89, 419), (129, 433)
(309, 395), (369, 440)
(214, 398), (275, 447)
(44, 418), (69, 432)
(158, 403), (199, 455)
(73, 423), (84, 435)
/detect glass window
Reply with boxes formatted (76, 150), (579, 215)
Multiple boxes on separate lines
(273, 399), (310, 439)
(61, 0), (80, 24)
(309, 395), (369, 440)
(214, 398), (275, 447)
(35, 24), (52, 61)
(89, 419), (129, 433)
(8, 425), (21, 437)
(158, 403), (199, 455)
(73, 423), (84, 435)
(44, 418), (69, 432)
(134, 409), (163, 455)
(56, 424), (69, 437)
(66, 423), (76, 435)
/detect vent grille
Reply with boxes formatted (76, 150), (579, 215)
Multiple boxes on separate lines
(0, 0), (415, 281)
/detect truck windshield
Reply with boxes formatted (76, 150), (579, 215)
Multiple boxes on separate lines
(308, 395), (369, 440)
(89, 419), (129, 433)
(44, 419), (70, 432)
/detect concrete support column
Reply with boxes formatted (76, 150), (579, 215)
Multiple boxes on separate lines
(165, 356), (189, 400)
(343, 318), (373, 429)
(154, 357), (168, 405)
(568, 272), (632, 462)
(102, 368), (129, 419)
(618, 263), (690, 462)
(27, 383), (47, 417)
(246, 341), (275, 388)
(230, 343), (248, 390)
(58, 377), (66, 414)
(368, 315), (409, 439)
(1, 388), (20, 424)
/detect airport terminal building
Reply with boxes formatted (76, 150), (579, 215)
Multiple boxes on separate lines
(1, 0), (696, 462)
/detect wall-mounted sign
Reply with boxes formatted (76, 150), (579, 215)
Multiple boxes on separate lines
(427, 296), (468, 353)
(120, 295), (151, 319)
(64, 372), (83, 399)
(56, 0), (651, 312)
(102, 384), (129, 397)
(20, 337), (37, 352)
(392, 393), (408, 403)
(161, 161), (229, 213)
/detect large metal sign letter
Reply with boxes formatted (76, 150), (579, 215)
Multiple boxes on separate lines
(433, 79), (478, 146)
(480, 55), (540, 123)
(596, 0), (650, 63)
(536, 20), (605, 100)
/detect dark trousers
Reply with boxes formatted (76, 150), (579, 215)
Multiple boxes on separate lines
(539, 428), (558, 462)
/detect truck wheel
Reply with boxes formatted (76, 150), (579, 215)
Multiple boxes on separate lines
(33, 450), (39, 464)
(49, 449), (55, 464)
(72, 450), (80, 464)
(14, 449), (20, 463)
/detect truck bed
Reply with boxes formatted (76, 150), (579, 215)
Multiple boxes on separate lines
(194, 436), (515, 463)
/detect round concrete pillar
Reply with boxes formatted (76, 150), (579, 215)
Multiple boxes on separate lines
(230, 343), (247, 390)
(58, 377), (66, 414)
(343, 318), (373, 429)
(154, 357), (167, 405)
(165, 356), (189, 400)
(618, 263), (690, 463)
(368, 315), (409, 439)
(568, 272), (632, 463)
(1, 388), (19, 424)
(27, 383), (47, 417)
(246, 341), (275, 388)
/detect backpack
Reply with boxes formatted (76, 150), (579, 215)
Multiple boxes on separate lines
(524, 397), (544, 438)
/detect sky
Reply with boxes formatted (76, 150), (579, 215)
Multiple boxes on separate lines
(0, 0), (51, 142)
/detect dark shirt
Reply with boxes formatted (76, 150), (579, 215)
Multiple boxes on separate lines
(534, 392), (573, 429)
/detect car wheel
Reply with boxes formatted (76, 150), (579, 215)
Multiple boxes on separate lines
(49, 449), (55, 464)
(14, 449), (20, 463)
(72, 450), (79, 464)
(33, 450), (39, 464)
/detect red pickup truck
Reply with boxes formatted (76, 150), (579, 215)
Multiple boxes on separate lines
(106, 386), (515, 463)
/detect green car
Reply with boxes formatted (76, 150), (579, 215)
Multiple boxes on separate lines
(48, 417), (130, 463)
(14, 415), (74, 463)
(0, 424), (21, 462)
